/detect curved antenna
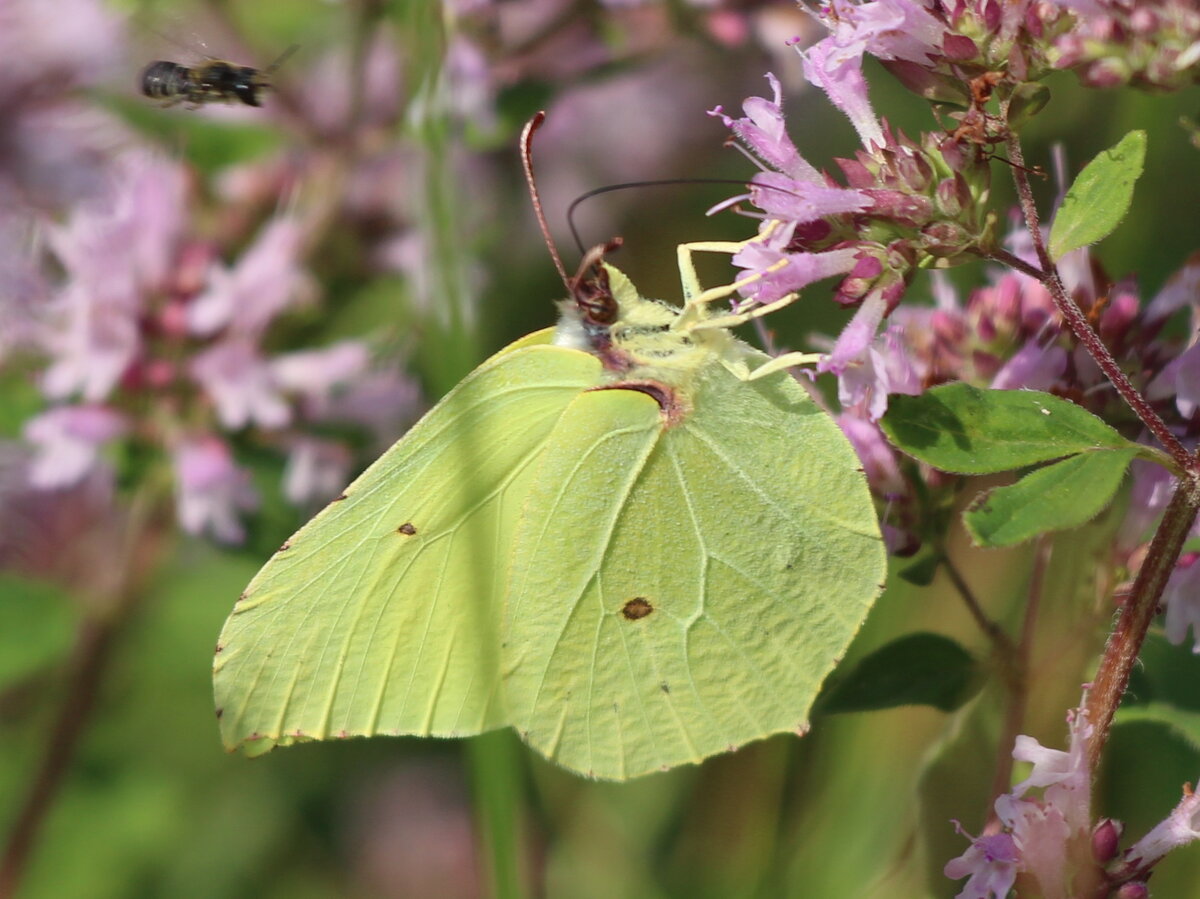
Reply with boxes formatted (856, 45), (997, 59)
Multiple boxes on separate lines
(521, 112), (570, 293)
(565, 178), (793, 254)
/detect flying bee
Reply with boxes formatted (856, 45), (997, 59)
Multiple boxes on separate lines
(140, 44), (297, 109)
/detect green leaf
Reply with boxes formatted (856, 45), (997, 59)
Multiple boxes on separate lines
(1115, 702), (1200, 753)
(0, 574), (76, 687)
(1048, 130), (1147, 262)
(817, 632), (980, 714)
(881, 383), (1138, 474)
(964, 448), (1137, 547)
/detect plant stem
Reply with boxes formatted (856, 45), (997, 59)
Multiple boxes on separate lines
(1002, 130), (1192, 471)
(1001, 127), (1200, 771)
(467, 733), (526, 899)
(942, 551), (1014, 655)
(1084, 476), (1200, 772)
(0, 616), (116, 898)
(0, 492), (168, 898)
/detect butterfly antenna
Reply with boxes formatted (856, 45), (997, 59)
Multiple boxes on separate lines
(566, 178), (801, 251)
(521, 112), (570, 293)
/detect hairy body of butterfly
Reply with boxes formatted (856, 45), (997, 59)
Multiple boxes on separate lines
(213, 244), (885, 780)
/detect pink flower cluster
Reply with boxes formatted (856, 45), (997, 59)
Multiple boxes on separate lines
(945, 707), (1095, 898)
(15, 151), (419, 543)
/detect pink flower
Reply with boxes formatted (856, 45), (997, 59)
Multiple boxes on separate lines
(271, 341), (371, 418)
(709, 73), (822, 182)
(946, 703), (1095, 897)
(23, 405), (126, 489)
(838, 413), (905, 495)
(1122, 786), (1200, 871)
(190, 340), (291, 431)
(1011, 707), (1092, 831)
(1147, 340), (1200, 418)
(1161, 554), (1200, 653)
(730, 234), (861, 306)
(40, 151), (188, 401)
(188, 217), (311, 337)
(990, 341), (1068, 391)
(173, 436), (258, 544)
(827, 321), (924, 420)
(282, 438), (353, 506)
(943, 824), (1019, 899)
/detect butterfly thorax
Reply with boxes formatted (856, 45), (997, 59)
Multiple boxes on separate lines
(553, 263), (733, 388)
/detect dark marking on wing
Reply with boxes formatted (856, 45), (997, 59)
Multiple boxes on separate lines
(621, 597), (653, 620)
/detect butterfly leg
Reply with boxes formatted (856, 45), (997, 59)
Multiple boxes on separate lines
(673, 230), (825, 381)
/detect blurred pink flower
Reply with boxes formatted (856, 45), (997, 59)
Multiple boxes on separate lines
(40, 151), (187, 400)
(0, 0), (127, 210)
(188, 217), (312, 337)
(298, 30), (403, 135)
(23, 405), (126, 489)
(173, 436), (258, 544)
(282, 438), (353, 506)
(190, 339), (292, 431)
(1160, 553), (1200, 653)
(271, 341), (371, 416)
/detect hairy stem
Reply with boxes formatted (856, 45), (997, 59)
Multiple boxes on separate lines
(1084, 477), (1200, 772)
(1002, 130), (1191, 470)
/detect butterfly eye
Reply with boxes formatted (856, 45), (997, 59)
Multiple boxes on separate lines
(570, 238), (623, 325)
(572, 273), (619, 325)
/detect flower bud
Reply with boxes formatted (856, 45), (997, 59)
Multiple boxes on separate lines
(1115, 882), (1149, 899)
(1092, 818), (1123, 863)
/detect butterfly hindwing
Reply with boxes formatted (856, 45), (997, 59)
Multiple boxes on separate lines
(503, 354), (884, 780)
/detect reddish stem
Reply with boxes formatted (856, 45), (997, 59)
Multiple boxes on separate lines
(1002, 128), (1200, 772)
(1084, 478), (1200, 771)
(1001, 133), (1192, 471)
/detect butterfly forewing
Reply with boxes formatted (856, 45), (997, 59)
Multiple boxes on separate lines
(214, 339), (601, 751)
